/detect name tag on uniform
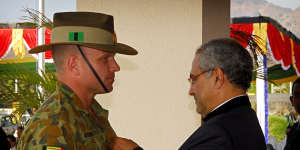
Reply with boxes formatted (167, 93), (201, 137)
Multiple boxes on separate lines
(43, 146), (64, 150)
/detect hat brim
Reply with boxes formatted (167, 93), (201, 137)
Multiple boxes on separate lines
(29, 42), (138, 55)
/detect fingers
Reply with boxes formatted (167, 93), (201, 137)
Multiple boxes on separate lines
(110, 137), (139, 150)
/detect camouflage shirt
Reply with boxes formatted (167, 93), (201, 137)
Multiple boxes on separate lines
(18, 83), (116, 150)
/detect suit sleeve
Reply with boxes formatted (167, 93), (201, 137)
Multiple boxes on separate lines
(189, 125), (233, 150)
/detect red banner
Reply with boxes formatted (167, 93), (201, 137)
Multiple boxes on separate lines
(0, 28), (52, 60)
(0, 29), (12, 59)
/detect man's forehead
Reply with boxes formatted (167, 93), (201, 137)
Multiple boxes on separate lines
(191, 58), (200, 73)
(102, 51), (116, 56)
(193, 53), (201, 62)
(94, 51), (116, 59)
(83, 46), (115, 55)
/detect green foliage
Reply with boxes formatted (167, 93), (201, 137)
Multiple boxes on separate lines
(271, 82), (290, 93)
(268, 115), (288, 142)
(248, 82), (291, 94)
(0, 8), (55, 115)
(0, 63), (57, 115)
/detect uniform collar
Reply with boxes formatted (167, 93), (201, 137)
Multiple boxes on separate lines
(57, 82), (108, 118)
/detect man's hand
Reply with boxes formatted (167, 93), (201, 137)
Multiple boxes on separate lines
(110, 137), (140, 150)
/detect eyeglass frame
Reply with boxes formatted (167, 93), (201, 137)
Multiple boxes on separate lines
(188, 69), (211, 84)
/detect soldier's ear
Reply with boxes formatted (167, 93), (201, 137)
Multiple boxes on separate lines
(66, 55), (80, 76)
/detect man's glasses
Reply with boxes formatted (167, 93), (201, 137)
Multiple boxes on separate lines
(188, 70), (211, 84)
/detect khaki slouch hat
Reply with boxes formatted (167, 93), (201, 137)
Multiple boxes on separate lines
(29, 11), (138, 55)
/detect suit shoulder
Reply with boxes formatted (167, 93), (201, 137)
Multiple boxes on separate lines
(206, 107), (266, 150)
(179, 124), (233, 150)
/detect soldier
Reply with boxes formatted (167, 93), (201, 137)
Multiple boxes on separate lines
(18, 12), (138, 150)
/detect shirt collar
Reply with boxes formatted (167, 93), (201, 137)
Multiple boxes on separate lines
(211, 94), (247, 112)
(57, 82), (108, 118)
(203, 94), (251, 122)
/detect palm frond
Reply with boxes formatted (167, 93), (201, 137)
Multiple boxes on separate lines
(0, 63), (57, 115)
(21, 8), (53, 29)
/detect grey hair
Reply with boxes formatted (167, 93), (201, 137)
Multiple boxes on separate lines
(196, 38), (253, 91)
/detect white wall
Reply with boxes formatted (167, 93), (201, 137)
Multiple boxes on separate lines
(77, 0), (229, 149)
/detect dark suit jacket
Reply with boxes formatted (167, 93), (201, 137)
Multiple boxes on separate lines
(0, 127), (10, 150)
(284, 122), (300, 150)
(179, 95), (266, 150)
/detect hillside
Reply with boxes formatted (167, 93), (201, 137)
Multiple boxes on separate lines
(231, 0), (300, 38)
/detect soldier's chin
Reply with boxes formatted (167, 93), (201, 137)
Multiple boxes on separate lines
(97, 85), (113, 94)
(105, 86), (114, 93)
(107, 88), (113, 93)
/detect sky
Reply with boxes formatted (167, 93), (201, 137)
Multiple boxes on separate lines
(0, 0), (300, 23)
(266, 0), (300, 10)
(0, 0), (76, 23)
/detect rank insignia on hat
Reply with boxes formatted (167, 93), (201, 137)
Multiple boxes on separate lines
(43, 146), (64, 150)
(69, 32), (84, 41)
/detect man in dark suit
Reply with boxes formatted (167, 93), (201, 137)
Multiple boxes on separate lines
(110, 38), (266, 150)
(178, 38), (266, 150)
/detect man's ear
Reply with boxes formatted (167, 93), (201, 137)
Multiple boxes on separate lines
(65, 56), (80, 76)
(214, 67), (224, 89)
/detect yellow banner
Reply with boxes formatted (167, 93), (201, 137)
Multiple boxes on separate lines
(12, 29), (26, 58)
(253, 23), (268, 54)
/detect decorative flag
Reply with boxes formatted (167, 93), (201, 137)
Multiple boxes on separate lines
(231, 16), (300, 77)
(12, 29), (26, 58)
(253, 23), (268, 54)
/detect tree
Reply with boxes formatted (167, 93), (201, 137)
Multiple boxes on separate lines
(0, 8), (55, 116)
(0, 63), (56, 116)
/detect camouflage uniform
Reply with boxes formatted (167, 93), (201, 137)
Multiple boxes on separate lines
(18, 83), (116, 150)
